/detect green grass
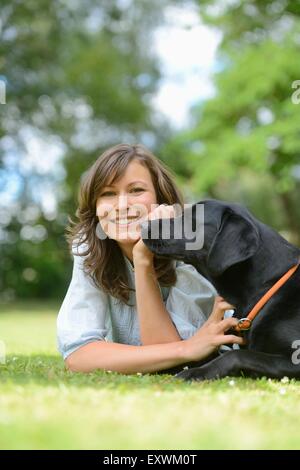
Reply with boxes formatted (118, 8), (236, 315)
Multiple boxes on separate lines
(1, 301), (300, 449)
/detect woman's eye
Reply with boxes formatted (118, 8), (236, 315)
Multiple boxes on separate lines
(100, 188), (144, 196)
(131, 188), (145, 193)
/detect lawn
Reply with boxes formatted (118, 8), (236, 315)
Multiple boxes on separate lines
(1, 301), (300, 450)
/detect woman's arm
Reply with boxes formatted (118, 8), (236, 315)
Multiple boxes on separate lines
(134, 262), (182, 345)
(133, 204), (182, 345)
(65, 339), (186, 374)
(65, 298), (245, 374)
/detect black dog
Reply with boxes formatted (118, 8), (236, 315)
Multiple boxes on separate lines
(141, 199), (300, 381)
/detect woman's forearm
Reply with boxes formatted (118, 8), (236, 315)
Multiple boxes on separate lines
(134, 263), (181, 345)
(65, 339), (187, 374)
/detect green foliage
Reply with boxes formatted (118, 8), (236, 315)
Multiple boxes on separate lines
(0, 0), (182, 299)
(3, 0), (300, 299)
(170, 0), (300, 242)
(196, 0), (300, 47)
(188, 38), (300, 190)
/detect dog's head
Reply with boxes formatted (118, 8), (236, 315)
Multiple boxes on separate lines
(141, 199), (260, 278)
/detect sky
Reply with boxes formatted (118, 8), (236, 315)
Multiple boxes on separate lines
(152, 3), (221, 128)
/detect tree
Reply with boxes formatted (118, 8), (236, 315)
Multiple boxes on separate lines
(0, 0), (187, 300)
(172, 0), (300, 242)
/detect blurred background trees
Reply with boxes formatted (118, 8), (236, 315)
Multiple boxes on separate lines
(1, 0), (300, 301)
(0, 0), (183, 300)
(163, 0), (300, 241)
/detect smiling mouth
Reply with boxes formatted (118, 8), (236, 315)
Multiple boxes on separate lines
(109, 216), (143, 226)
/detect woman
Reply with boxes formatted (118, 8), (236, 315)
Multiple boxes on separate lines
(57, 143), (243, 374)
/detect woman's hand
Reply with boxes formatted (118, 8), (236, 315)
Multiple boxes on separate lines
(132, 238), (154, 268)
(182, 296), (245, 362)
(132, 204), (176, 268)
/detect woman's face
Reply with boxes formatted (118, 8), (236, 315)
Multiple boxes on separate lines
(96, 160), (157, 246)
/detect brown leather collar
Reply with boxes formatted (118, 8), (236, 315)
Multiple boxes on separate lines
(234, 262), (300, 333)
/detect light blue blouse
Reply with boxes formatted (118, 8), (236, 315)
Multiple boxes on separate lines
(57, 252), (217, 360)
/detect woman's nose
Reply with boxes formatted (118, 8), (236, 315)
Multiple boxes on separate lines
(117, 194), (130, 211)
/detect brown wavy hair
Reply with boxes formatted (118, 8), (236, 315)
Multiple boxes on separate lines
(67, 143), (184, 305)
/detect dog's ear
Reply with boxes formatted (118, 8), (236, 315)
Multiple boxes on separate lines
(207, 209), (260, 276)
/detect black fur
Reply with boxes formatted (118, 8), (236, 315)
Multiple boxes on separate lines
(141, 200), (300, 381)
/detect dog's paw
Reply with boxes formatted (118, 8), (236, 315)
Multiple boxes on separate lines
(175, 367), (205, 382)
(175, 364), (222, 382)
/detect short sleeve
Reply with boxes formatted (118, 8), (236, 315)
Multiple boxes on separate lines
(57, 251), (110, 360)
(165, 262), (217, 340)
